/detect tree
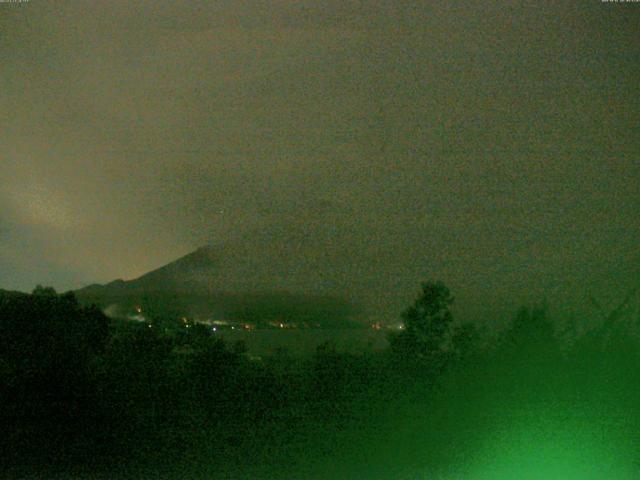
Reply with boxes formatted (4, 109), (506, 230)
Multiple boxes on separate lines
(502, 304), (555, 353)
(32, 284), (57, 296)
(450, 322), (480, 359)
(390, 281), (454, 365)
(498, 304), (562, 381)
(0, 287), (111, 465)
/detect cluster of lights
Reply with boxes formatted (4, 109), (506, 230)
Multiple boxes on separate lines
(370, 322), (404, 331)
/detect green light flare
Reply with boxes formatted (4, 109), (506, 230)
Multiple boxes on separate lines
(461, 408), (638, 480)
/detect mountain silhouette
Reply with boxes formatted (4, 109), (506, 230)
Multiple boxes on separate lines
(75, 245), (360, 328)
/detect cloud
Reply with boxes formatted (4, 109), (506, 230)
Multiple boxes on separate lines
(0, 1), (638, 321)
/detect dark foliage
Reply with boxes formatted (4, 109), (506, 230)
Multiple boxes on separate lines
(0, 287), (109, 471)
(1, 284), (639, 479)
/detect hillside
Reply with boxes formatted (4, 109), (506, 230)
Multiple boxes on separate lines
(75, 246), (362, 328)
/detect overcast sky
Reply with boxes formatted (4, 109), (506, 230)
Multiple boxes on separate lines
(1, 1), (638, 322)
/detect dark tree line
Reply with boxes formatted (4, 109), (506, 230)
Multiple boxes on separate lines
(1, 282), (639, 479)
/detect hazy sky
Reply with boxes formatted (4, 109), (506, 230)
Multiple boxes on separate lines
(1, 1), (638, 322)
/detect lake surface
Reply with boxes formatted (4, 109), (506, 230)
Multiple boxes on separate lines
(212, 328), (390, 356)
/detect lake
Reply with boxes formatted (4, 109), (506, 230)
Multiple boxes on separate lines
(212, 328), (390, 356)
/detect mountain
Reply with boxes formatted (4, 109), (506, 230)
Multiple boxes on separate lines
(75, 246), (362, 328)
(78, 246), (219, 295)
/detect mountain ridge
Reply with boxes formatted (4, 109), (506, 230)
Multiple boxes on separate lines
(74, 245), (362, 327)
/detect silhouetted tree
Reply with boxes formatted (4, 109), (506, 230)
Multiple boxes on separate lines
(450, 322), (480, 359)
(32, 284), (58, 297)
(0, 287), (110, 467)
(496, 304), (563, 397)
(390, 281), (454, 367)
(501, 304), (556, 354)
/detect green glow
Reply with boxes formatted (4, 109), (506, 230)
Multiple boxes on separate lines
(458, 406), (637, 480)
